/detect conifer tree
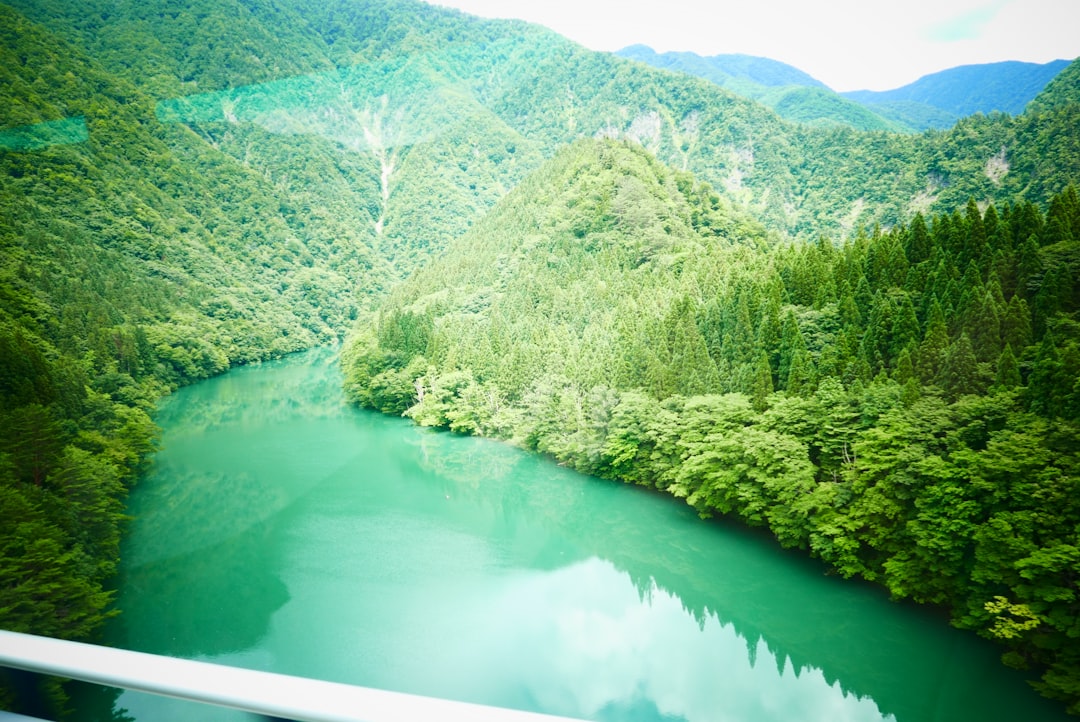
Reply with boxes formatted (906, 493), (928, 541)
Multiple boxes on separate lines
(1010, 201), (1043, 248)
(1016, 236), (1043, 298)
(1028, 333), (1062, 417)
(666, 296), (721, 396)
(785, 348), (816, 397)
(758, 292), (783, 379)
(904, 213), (932, 266)
(964, 198), (988, 266)
(837, 281), (862, 328)
(938, 332), (980, 399)
(890, 296), (921, 362)
(893, 346), (916, 385)
(751, 351), (774, 412)
(991, 249), (1018, 300)
(983, 202), (1006, 253)
(969, 290), (1003, 362)
(1001, 295), (1033, 351)
(1043, 189), (1078, 245)
(994, 343), (1021, 390)
(918, 297), (950, 385)
(1033, 265), (1074, 337)
(778, 309), (806, 387)
(729, 290), (756, 369)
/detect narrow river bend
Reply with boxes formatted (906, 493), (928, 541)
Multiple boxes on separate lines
(80, 348), (1068, 721)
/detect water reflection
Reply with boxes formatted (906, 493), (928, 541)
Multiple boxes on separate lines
(404, 428), (1064, 722)
(447, 557), (891, 722)
(99, 348), (1069, 722)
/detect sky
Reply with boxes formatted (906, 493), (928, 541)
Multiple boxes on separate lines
(430, 0), (1080, 92)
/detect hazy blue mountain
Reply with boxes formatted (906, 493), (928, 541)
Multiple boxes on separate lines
(843, 59), (1072, 118)
(617, 45), (911, 131)
(620, 47), (1070, 132)
(617, 44), (827, 93)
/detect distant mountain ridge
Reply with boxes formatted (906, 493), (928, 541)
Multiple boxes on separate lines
(843, 59), (1072, 117)
(617, 46), (1071, 132)
(617, 44), (827, 93)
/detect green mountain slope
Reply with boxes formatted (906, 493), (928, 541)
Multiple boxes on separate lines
(1029, 59), (1080, 114)
(762, 85), (905, 131)
(345, 139), (770, 414)
(346, 138), (1080, 714)
(854, 99), (960, 132)
(8, 0), (1080, 242)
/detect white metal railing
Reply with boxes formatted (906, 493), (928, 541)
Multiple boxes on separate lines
(0, 630), (587, 722)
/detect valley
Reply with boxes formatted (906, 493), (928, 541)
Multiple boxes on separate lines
(1, 0), (1079, 717)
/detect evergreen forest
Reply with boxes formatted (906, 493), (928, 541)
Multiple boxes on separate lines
(1, 0), (1079, 715)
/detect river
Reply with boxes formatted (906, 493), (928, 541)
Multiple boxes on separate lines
(76, 347), (1069, 721)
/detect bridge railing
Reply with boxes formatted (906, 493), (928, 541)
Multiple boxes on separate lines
(0, 630), (588, 722)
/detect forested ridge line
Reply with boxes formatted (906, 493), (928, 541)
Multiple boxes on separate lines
(346, 138), (1080, 714)
(7, 0), (1080, 243)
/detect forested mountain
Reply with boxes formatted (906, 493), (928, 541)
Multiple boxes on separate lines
(1, 0), (1080, 715)
(1030, 59), (1080, 115)
(8, 0), (1080, 243)
(621, 46), (1070, 133)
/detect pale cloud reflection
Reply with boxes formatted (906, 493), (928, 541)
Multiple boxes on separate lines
(480, 557), (893, 722)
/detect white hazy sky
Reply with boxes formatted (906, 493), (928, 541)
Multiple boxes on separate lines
(430, 0), (1080, 92)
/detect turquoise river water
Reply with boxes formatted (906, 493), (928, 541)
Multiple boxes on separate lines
(77, 347), (1070, 721)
